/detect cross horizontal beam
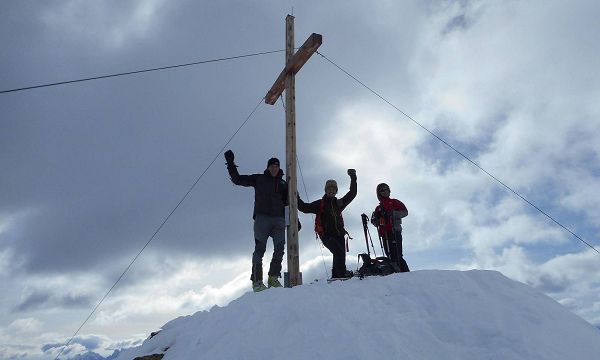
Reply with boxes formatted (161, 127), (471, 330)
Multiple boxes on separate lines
(265, 33), (322, 105)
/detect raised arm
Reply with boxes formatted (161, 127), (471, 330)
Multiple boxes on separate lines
(340, 169), (357, 208)
(225, 150), (256, 187)
(297, 193), (319, 214)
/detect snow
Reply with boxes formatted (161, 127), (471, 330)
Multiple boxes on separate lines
(116, 270), (600, 360)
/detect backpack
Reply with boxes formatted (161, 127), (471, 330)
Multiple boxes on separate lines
(357, 254), (397, 276)
(314, 199), (325, 238)
(315, 198), (348, 241)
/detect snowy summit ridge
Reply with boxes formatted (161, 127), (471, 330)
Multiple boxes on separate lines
(117, 270), (600, 360)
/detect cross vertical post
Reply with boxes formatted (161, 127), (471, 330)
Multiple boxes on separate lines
(284, 15), (300, 287)
(265, 15), (322, 287)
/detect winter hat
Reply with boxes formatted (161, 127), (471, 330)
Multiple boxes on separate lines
(267, 157), (280, 167)
(324, 179), (338, 192)
(376, 183), (390, 200)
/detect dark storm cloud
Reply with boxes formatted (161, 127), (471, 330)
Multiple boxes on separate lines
(0, 1), (291, 274)
(13, 292), (50, 313)
(1, 1), (417, 277)
(42, 334), (104, 352)
(535, 274), (570, 294)
(443, 14), (469, 34)
(14, 289), (93, 312)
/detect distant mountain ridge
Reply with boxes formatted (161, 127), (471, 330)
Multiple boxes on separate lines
(68, 349), (120, 360)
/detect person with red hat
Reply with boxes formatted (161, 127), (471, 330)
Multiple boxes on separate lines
(371, 183), (410, 273)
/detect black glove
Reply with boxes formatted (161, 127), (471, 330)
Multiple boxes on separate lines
(224, 150), (235, 165)
(371, 211), (379, 227)
(347, 168), (357, 179)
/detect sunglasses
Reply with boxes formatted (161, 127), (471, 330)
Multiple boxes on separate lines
(379, 188), (390, 193)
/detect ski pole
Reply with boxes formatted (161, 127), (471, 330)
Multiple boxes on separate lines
(360, 214), (371, 257)
(365, 215), (377, 257)
(380, 232), (389, 258)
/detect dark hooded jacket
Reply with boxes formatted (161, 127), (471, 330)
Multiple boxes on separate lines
(227, 164), (288, 219)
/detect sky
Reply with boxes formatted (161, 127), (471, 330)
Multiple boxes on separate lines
(118, 270), (600, 360)
(1, 0), (600, 358)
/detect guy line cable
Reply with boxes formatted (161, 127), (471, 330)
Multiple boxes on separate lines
(1, 49), (284, 94)
(316, 50), (599, 257)
(54, 96), (265, 360)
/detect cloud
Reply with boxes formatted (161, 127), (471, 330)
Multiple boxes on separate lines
(536, 250), (600, 291)
(15, 290), (93, 312)
(42, 343), (87, 358)
(0, 249), (11, 275)
(91, 255), (251, 326)
(0, 211), (29, 275)
(42, 334), (106, 353)
(0, 327), (142, 360)
(40, 0), (168, 50)
(12, 274), (100, 313)
(397, 0), (600, 247)
(7, 318), (43, 334)
(2, 0), (600, 356)
(107, 338), (144, 351)
(304, 0), (600, 328)
(14, 291), (51, 313)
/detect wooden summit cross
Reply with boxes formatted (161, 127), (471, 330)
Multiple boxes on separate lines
(265, 15), (322, 287)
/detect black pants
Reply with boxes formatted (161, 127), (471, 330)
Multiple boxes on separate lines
(383, 230), (410, 273)
(321, 234), (347, 278)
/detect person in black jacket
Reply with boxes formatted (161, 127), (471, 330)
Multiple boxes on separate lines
(225, 150), (287, 292)
(298, 169), (357, 279)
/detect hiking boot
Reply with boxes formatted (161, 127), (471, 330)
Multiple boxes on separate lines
(267, 275), (282, 288)
(252, 281), (267, 292)
(343, 270), (354, 279)
(390, 262), (402, 273)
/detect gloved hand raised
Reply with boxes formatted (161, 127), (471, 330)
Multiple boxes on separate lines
(347, 169), (357, 179)
(224, 150), (235, 165)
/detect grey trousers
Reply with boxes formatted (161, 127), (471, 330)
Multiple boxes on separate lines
(251, 214), (286, 281)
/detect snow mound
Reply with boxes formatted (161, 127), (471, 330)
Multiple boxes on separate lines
(116, 270), (600, 360)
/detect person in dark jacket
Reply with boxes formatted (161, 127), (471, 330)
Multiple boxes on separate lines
(371, 183), (410, 273)
(225, 149), (287, 292)
(298, 169), (357, 279)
